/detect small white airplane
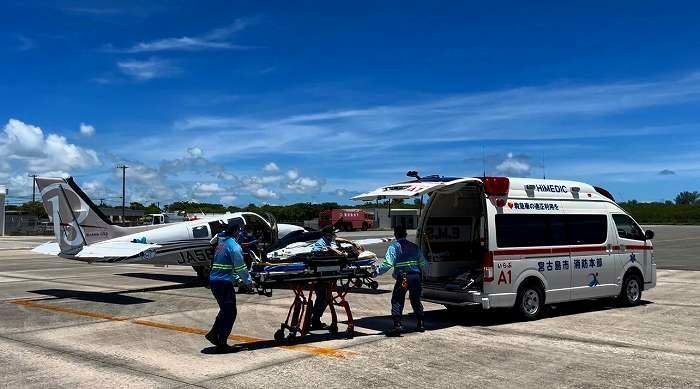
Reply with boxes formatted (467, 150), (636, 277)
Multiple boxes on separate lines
(32, 177), (382, 281)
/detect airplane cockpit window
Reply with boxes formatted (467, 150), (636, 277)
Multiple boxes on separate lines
(192, 225), (209, 239)
(243, 214), (271, 241)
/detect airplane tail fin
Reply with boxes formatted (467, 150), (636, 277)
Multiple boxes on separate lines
(36, 177), (122, 255)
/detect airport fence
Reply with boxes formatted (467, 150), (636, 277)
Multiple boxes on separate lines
(3, 215), (53, 236)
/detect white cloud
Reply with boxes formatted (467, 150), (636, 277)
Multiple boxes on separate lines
(172, 72), (700, 164)
(287, 176), (324, 193)
(193, 182), (228, 197)
(286, 169), (299, 180)
(329, 188), (355, 197)
(252, 187), (278, 200)
(495, 153), (532, 176)
(80, 122), (95, 136)
(117, 58), (181, 80)
(0, 119), (100, 174)
(187, 147), (203, 158)
(105, 19), (253, 53)
(263, 162), (279, 172)
(220, 194), (238, 204)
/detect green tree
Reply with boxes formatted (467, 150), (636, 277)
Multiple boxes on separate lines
(19, 201), (48, 218)
(675, 191), (699, 205)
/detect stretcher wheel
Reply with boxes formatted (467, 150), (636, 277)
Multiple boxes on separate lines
(345, 329), (354, 339)
(370, 281), (379, 290)
(328, 324), (338, 334)
(274, 329), (285, 342)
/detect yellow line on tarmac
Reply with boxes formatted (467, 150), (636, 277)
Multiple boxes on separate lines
(8, 299), (354, 359)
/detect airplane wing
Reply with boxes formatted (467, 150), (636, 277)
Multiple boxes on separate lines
(74, 241), (162, 259)
(32, 242), (61, 255)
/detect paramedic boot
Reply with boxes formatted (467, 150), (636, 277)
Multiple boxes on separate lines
(386, 318), (403, 337)
(416, 317), (425, 333)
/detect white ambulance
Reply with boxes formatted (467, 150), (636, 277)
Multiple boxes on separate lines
(354, 175), (656, 320)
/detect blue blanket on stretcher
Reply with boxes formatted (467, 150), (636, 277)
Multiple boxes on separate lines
(251, 258), (375, 274)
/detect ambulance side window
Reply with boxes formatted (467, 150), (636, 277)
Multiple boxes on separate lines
(567, 215), (608, 244)
(612, 214), (645, 241)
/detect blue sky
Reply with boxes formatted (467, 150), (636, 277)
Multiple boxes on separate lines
(1, 1), (699, 206)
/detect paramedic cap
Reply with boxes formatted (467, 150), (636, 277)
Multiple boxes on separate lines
(394, 225), (407, 239)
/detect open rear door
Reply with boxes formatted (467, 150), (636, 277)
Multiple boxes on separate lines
(264, 212), (278, 247)
(352, 177), (476, 201)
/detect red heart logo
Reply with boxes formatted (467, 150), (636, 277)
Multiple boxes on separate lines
(507, 202), (514, 209)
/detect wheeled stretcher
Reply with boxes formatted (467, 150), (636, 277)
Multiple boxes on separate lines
(250, 253), (377, 341)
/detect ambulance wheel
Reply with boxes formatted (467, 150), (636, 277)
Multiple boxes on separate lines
(618, 273), (642, 306)
(274, 329), (285, 342)
(515, 283), (544, 321)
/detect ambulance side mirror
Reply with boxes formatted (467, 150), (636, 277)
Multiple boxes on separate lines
(644, 230), (655, 240)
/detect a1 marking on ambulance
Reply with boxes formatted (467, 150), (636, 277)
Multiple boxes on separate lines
(497, 261), (512, 285)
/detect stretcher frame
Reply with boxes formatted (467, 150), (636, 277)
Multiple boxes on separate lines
(273, 278), (355, 341)
(251, 256), (376, 341)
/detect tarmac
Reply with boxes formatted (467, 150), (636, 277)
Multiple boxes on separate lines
(0, 225), (698, 388)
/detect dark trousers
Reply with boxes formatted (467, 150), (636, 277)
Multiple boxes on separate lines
(391, 272), (424, 320)
(311, 282), (329, 324)
(210, 280), (237, 346)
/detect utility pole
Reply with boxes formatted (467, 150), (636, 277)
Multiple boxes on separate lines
(117, 165), (128, 223)
(27, 174), (38, 203)
(27, 173), (38, 220)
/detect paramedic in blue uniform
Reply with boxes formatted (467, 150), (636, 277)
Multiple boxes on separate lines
(309, 225), (359, 330)
(205, 221), (253, 353)
(375, 225), (428, 336)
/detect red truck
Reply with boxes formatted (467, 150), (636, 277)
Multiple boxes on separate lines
(319, 209), (374, 231)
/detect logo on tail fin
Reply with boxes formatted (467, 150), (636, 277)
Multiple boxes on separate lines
(36, 177), (117, 256)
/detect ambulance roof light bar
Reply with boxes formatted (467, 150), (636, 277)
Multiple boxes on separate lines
(482, 177), (509, 196)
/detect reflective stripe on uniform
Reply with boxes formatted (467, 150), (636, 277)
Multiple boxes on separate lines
(212, 264), (233, 270)
(234, 264), (247, 272)
(395, 260), (419, 268)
